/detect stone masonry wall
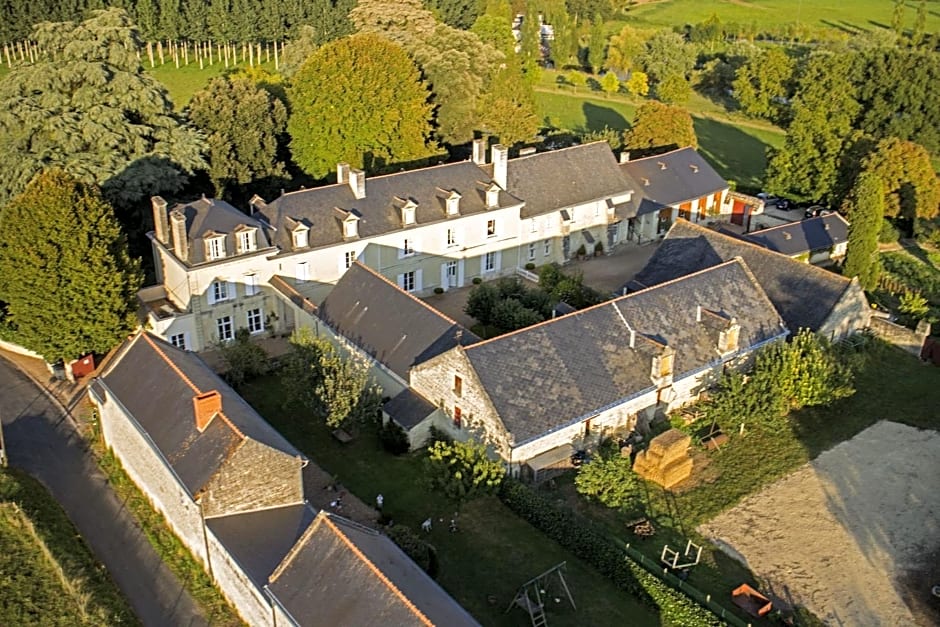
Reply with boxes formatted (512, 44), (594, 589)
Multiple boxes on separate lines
(205, 526), (274, 627)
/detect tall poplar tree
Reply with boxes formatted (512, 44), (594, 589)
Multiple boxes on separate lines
(842, 170), (884, 291)
(0, 171), (142, 363)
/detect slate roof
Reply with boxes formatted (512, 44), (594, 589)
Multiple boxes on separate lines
(462, 260), (787, 444)
(384, 389), (438, 429)
(169, 197), (273, 265)
(318, 262), (479, 380)
(207, 503), (316, 586)
(483, 142), (638, 219)
(267, 512), (479, 627)
(258, 161), (522, 254)
(742, 213), (849, 257)
(633, 220), (858, 333)
(97, 332), (304, 495)
(620, 147), (727, 214)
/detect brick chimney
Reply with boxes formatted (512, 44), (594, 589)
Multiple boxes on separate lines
(151, 196), (169, 244)
(169, 209), (189, 262)
(472, 138), (486, 165)
(348, 168), (366, 199)
(492, 144), (508, 189)
(337, 162), (350, 184)
(193, 390), (221, 432)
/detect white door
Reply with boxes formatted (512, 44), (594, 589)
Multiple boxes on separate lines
(446, 261), (458, 287)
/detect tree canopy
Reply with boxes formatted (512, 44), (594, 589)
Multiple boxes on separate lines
(842, 170), (884, 291)
(731, 46), (794, 124)
(425, 439), (505, 504)
(287, 33), (439, 179)
(860, 138), (940, 222)
(478, 67), (541, 147)
(0, 9), (205, 210)
(0, 170), (142, 362)
(625, 101), (697, 157)
(188, 74), (288, 199)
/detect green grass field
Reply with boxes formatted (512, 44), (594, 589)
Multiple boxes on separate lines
(614, 0), (940, 34)
(0, 469), (137, 626)
(240, 376), (663, 627)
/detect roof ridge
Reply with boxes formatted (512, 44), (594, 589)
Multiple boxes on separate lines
(140, 333), (246, 440)
(671, 219), (852, 285)
(349, 261), (462, 327)
(465, 259), (750, 352)
(747, 213), (847, 236)
(278, 160), (485, 199)
(269, 511), (323, 584)
(622, 145), (695, 163)
(321, 514), (434, 627)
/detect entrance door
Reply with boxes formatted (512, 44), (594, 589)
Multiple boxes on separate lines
(731, 200), (747, 226)
(446, 261), (458, 287)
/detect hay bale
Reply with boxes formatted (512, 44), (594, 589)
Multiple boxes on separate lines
(633, 429), (694, 489)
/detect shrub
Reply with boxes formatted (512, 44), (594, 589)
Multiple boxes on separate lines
(386, 525), (438, 577)
(575, 453), (642, 510)
(218, 328), (270, 389)
(425, 440), (505, 503)
(378, 420), (410, 455)
(594, 241), (604, 255)
(899, 291), (929, 319)
(427, 425), (452, 446)
(879, 218), (901, 244)
(472, 277), (482, 285)
(576, 244), (587, 257)
(524, 262), (536, 270)
(433, 286), (444, 294)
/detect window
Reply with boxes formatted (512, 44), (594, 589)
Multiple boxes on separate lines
(403, 206), (416, 225)
(453, 375), (463, 397)
(530, 219), (537, 233)
(594, 204), (600, 218)
(446, 228), (456, 247)
(244, 273), (259, 296)
(295, 261), (310, 283)
(402, 238), (415, 257)
(206, 236), (225, 260)
(247, 308), (264, 334)
(657, 208), (672, 234)
(169, 333), (186, 350)
(453, 406), (462, 428)
(484, 251), (496, 272)
(543, 239), (551, 256)
(237, 230), (256, 253)
(486, 219), (496, 238)
(293, 229), (308, 248)
(344, 250), (356, 269)
(401, 271), (416, 292)
(678, 202), (692, 221)
(344, 220), (358, 238)
(211, 280), (230, 303)
(217, 316), (234, 342)
(527, 243), (536, 261)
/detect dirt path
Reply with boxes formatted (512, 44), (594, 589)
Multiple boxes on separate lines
(699, 421), (940, 626)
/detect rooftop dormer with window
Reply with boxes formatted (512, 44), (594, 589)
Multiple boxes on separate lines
(394, 197), (418, 226)
(333, 207), (361, 240)
(484, 182), (500, 209)
(697, 306), (741, 356)
(289, 219), (310, 250)
(443, 189), (461, 217)
(204, 232), (227, 261)
(234, 225), (258, 254)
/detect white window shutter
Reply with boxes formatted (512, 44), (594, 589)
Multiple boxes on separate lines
(494, 251), (502, 272)
(416, 269), (423, 291)
(207, 283), (217, 305)
(228, 281), (236, 300)
(397, 273), (405, 289)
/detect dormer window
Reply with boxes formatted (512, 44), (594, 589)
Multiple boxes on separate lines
(206, 235), (226, 260)
(334, 207), (360, 239)
(403, 205), (416, 225)
(236, 228), (257, 254)
(344, 219), (358, 238)
(292, 227), (309, 249)
(485, 183), (500, 209)
(651, 348), (675, 385)
(446, 191), (461, 216)
(718, 322), (741, 355)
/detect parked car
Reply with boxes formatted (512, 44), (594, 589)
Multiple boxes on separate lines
(804, 205), (831, 219)
(775, 199), (790, 210)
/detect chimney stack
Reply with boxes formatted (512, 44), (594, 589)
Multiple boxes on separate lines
(472, 138), (486, 165)
(492, 144), (508, 189)
(696, 305), (702, 322)
(193, 390), (221, 432)
(169, 209), (189, 262)
(348, 168), (366, 200)
(619, 151), (630, 164)
(337, 162), (350, 184)
(151, 196), (169, 244)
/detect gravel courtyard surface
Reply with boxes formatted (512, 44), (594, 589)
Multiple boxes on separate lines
(699, 421), (940, 626)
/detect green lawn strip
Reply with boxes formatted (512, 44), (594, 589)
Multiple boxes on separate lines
(147, 60), (277, 110)
(88, 439), (244, 626)
(240, 375), (662, 626)
(0, 468), (137, 626)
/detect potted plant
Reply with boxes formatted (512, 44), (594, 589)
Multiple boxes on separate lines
(575, 244), (587, 259)
(594, 242), (604, 256)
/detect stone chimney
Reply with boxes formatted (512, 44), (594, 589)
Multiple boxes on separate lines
(619, 151), (630, 164)
(151, 196), (169, 244)
(193, 390), (221, 432)
(348, 168), (366, 200)
(492, 144), (508, 189)
(472, 138), (486, 165)
(169, 209), (189, 262)
(248, 194), (267, 216)
(651, 346), (675, 387)
(337, 162), (350, 184)
(718, 320), (741, 355)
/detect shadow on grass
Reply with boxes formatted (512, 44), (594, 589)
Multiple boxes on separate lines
(581, 101), (630, 133)
(692, 117), (777, 193)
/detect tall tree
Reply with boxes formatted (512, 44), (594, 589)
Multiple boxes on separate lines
(625, 101), (697, 157)
(911, 0), (927, 46)
(604, 24), (649, 75)
(0, 170), (142, 363)
(0, 9), (205, 222)
(135, 0), (160, 41)
(586, 16), (605, 73)
(765, 52), (860, 201)
(519, 0), (543, 81)
(278, 25), (319, 78)
(891, 0), (906, 38)
(861, 138), (940, 221)
(478, 66), (540, 146)
(287, 33), (439, 178)
(842, 170), (884, 291)
(426, 0), (481, 29)
(637, 29), (695, 86)
(187, 75), (288, 199)
(732, 46), (795, 124)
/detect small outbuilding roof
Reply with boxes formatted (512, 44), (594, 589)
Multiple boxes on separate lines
(742, 213), (849, 257)
(620, 147), (728, 212)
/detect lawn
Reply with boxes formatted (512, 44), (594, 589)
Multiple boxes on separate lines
(148, 59), (278, 110)
(534, 79), (785, 191)
(547, 340), (938, 624)
(613, 0), (940, 34)
(240, 375), (662, 627)
(0, 469), (137, 626)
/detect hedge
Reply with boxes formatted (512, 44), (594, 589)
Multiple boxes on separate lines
(499, 480), (725, 626)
